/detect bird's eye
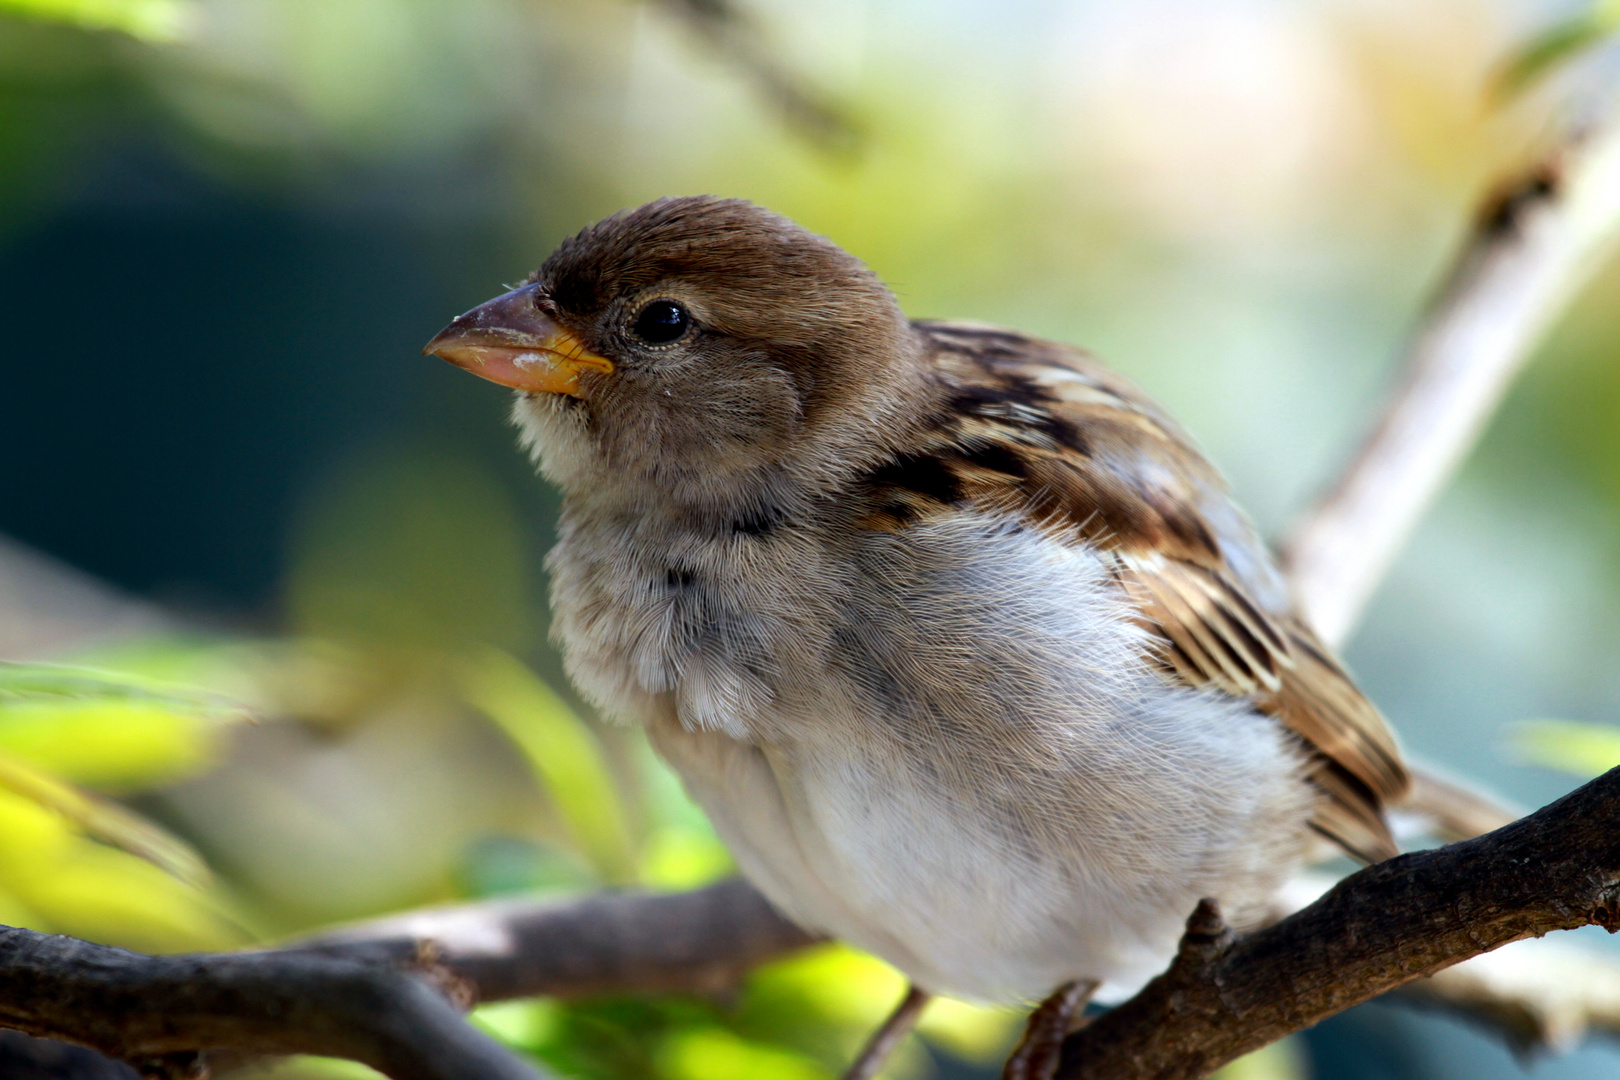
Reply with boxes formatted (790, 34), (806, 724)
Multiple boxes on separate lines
(632, 300), (690, 345)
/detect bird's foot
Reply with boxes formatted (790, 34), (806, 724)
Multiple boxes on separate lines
(1000, 979), (1098, 1080)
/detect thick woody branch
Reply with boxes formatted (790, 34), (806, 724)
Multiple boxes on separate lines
(1282, 109), (1620, 648)
(1055, 765), (1620, 1079)
(303, 877), (822, 1002)
(0, 927), (552, 1080)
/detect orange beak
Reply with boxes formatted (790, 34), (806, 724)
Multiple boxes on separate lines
(423, 283), (613, 396)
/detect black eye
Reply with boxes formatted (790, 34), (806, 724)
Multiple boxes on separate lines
(632, 300), (690, 345)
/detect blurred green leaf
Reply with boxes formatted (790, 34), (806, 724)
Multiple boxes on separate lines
(0, 660), (248, 719)
(82, 636), (405, 729)
(638, 823), (733, 890)
(0, 699), (224, 789)
(0, 751), (211, 885)
(472, 998), (562, 1051)
(512, 996), (718, 1078)
(657, 1026), (830, 1080)
(461, 648), (635, 883)
(1494, 0), (1620, 99)
(750, 944), (909, 1032)
(0, 662), (247, 943)
(634, 731), (721, 830)
(237, 1057), (387, 1080)
(459, 835), (598, 898)
(629, 735), (734, 886)
(0, 783), (243, 951)
(743, 945), (934, 1078)
(915, 996), (1019, 1066)
(0, 881), (47, 928)
(1213, 1039), (1307, 1080)
(1510, 718), (1620, 777)
(738, 946), (932, 1077)
(0, 661), (247, 789)
(0, 0), (191, 41)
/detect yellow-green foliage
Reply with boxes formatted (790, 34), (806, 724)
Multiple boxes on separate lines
(0, 0), (188, 41)
(0, 661), (246, 950)
(1511, 719), (1620, 778)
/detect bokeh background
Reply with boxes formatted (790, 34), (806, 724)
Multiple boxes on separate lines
(3, 0), (1620, 1077)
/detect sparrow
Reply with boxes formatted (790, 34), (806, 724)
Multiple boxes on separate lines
(425, 195), (1408, 1076)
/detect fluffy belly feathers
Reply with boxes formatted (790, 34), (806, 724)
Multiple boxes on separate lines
(551, 510), (1316, 1002)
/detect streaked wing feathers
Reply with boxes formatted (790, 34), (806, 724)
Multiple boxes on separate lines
(905, 321), (1409, 863)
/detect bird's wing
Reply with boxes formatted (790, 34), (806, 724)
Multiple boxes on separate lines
(893, 320), (1408, 863)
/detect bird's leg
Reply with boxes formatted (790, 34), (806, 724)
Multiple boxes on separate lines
(1000, 979), (1099, 1080)
(840, 984), (932, 1080)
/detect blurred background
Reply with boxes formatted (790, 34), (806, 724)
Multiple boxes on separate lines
(2, 0), (1620, 1077)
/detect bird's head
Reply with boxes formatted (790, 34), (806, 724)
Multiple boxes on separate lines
(425, 196), (929, 512)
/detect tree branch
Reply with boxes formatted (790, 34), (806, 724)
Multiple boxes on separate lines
(0, 928), (551, 1080)
(1054, 765), (1620, 1080)
(1395, 937), (1620, 1056)
(1281, 108), (1620, 648)
(650, 0), (861, 154)
(302, 877), (822, 1003)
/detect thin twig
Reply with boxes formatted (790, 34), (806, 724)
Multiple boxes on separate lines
(1395, 937), (1620, 1056)
(1281, 110), (1620, 649)
(651, 0), (861, 154)
(840, 985), (931, 1080)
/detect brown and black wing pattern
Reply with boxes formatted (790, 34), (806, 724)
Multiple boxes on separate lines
(869, 320), (1409, 863)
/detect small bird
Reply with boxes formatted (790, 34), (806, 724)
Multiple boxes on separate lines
(425, 196), (1408, 1078)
